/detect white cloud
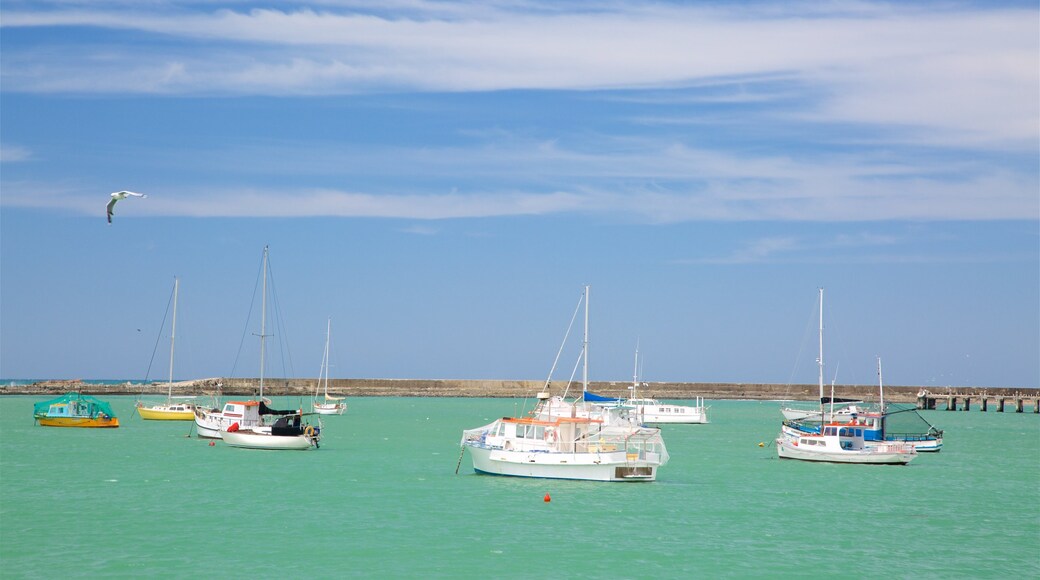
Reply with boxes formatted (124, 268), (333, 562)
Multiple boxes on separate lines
(2, 3), (1036, 147)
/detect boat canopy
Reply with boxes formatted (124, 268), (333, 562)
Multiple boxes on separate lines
(259, 401), (297, 416)
(33, 392), (116, 418)
(580, 391), (623, 403)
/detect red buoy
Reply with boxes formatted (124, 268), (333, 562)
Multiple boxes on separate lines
(208, 441), (215, 446)
(544, 493), (551, 503)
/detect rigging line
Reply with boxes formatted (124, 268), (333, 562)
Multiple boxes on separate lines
(229, 248), (265, 378)
(543, 290), (585, 390)
(143, 281), (175, 383)
(782, 291), (822, 400)
(267, 260), (296, 380)
(561, 344), (584, 400)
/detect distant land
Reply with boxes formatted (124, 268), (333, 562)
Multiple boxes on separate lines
(3, 378), (1036, 402)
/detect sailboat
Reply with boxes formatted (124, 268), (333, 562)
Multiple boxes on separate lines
(138, 277), (198, 421)
(460, 285), (670, 482)
(194, 246), (321, 449)
(312, 318), (347, 416)
(775, 289), (916, 465)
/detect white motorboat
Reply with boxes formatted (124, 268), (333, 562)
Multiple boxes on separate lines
(580, 345), (710, 425)
(627, 396), (709, 424)
(460, 285), (669, 482)
(776, 422), (915, 465)
(461, 414), (668, 481)
(312, 318), (347, 416)
(775, 289), (916, 465)
(783, 358), (943, 452)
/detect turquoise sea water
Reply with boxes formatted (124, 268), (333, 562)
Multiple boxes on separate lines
(1, 396), (1037, 578)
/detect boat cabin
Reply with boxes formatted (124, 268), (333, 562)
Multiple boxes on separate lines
(221, 400), (262, 423)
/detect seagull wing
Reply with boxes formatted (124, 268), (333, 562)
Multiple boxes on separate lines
(125, 191), (146, 198)
(106, 198), (118, 223)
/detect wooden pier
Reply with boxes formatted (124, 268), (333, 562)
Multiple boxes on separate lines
(917, 389), (1040, 413)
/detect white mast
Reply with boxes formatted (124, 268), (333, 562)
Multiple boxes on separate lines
(324, 317), (331, 398)
(632, 340), (640, 389)
(582, 285), (589, 394)
(259, 246), (269, 400)
(818, 287), (825, 417)
(167, 276), (178, 400)
(877, 356), (885, 412)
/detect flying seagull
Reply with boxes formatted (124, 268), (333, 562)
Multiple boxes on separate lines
(106, 190), (146, 223)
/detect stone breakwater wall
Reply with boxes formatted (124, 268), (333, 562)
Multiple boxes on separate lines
(4, 378), (1031, 402)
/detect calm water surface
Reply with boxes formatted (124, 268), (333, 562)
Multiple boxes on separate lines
(1, 396), (1037, 578)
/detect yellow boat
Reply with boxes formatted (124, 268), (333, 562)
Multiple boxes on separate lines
(137, 401), (196, 421)
(34, 392), (120, 428)
(138, 277), (198, 422)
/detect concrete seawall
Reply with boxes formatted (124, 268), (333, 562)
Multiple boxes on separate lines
(4, 377), (1032, 403)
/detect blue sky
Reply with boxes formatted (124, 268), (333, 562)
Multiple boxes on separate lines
(1, 1), (1037, 388)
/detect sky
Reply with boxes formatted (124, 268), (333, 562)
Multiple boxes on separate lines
(1, 0), (1037, 389)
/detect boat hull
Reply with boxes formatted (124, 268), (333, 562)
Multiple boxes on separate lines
(636, 410), (709, 424)
(221, 429), (316, 450)
(138, 406), (194, 421)
(776, 438), (914, 465)
(37, 417), (120, 428)
(465, 444), (660, 482)
(312, 403), (346, 415)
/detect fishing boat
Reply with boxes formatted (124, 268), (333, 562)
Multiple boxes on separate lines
(312, 318), (347, 416)
(459, 285), (669, 481)
(783, 358), (943, 452)
(774, 289), (916, 465)
(34, 392), (120, 428)
(776, 421), (915, 465)
(195, 246), (322, 449)
(138, 277), (199, 421)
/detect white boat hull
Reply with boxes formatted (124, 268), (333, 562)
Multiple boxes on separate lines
(194, 409), (262, 439)
(312, 403), (346, 415)
(465, 444), (661, 482)
(776, 437), (914, 465)
(634, 407), (709, 424)
(221, 429), (317, 450)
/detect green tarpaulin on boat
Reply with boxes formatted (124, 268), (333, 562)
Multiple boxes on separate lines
(33, 392), (117, 419)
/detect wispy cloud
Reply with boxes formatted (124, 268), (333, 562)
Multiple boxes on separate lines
(2, 3), (1036, 148)
(1, 135), (1035, 222)
(0, 144), (32, 162)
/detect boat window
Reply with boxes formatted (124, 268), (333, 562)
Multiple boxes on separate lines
(516, 425), (527, 438)
(534, 426), (545, 440)
(839, 428), (849, 437)
(855, 429), (862, 437)
(496, 423), (505, 437)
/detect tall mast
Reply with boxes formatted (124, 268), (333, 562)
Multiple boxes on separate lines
(632, 339), (640, 389)
(818, 287), (824, 416)
(324, 317), (331, 397)
(582, 285), (590, 394)
(168, 276), (178, 400)
(877, 357), (885, 412)
(259, 246), (268, 400)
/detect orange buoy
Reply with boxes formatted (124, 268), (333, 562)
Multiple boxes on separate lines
(544, 493), (551, 503)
